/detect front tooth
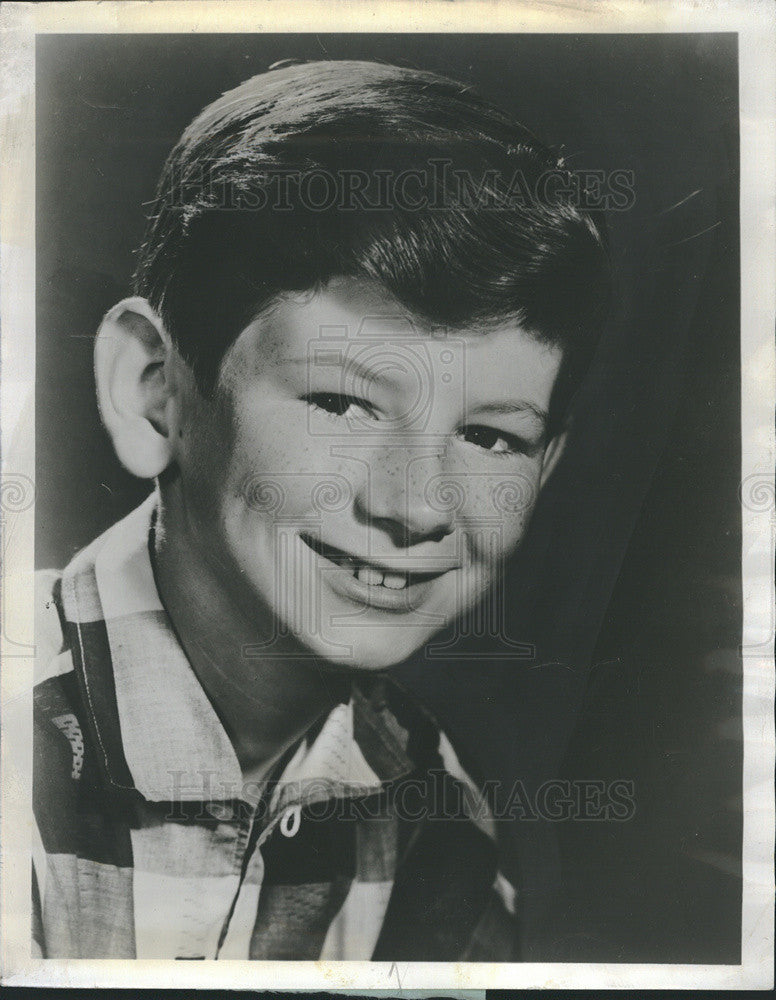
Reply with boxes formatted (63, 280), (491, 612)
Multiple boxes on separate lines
(357, 566), (385, 586)
(382, 572), (407, 590)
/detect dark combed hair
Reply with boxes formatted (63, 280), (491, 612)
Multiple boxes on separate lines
(134, 60), (611, 422)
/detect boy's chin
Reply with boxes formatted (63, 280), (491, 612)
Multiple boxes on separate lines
(300, 628), (432, 673)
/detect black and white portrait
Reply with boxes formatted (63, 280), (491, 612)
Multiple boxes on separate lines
(1, 1), (773, 991)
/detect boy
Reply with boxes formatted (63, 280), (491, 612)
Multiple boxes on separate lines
(32, 60), (610, 960)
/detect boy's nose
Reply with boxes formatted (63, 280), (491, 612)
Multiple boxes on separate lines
(353, 445), (456, 546)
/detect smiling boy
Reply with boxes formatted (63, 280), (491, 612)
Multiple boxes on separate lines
(32, 60), (610, 960)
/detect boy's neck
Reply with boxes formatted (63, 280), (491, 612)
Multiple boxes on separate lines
(150, 487), (346, 782)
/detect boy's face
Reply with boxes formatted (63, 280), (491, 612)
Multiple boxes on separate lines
(170, 277), (562, 670)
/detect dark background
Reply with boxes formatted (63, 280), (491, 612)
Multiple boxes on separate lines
(36, 33), (741, 962)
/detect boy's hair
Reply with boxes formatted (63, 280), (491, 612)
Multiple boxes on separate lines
(134, 60), (611, 424)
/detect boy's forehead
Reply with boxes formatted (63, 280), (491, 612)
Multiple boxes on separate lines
(256, 278), (443, 353)
(241, 277), (560, 372)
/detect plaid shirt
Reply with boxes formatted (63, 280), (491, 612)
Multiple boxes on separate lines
(33, 494), (518, 960)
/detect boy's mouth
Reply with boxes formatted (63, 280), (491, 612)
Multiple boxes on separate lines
(299, 533), (450, 591)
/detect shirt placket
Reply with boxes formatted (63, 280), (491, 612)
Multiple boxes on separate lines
(160, 800), (249, 961)
(204, 798), (263, 960)
(213, 776), (306, 958)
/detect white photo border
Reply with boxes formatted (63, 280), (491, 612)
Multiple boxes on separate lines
(1, 0), (773, 990)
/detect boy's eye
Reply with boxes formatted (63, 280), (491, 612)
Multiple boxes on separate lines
(305, 392), (373, 419)
(458, 424), (526, 456)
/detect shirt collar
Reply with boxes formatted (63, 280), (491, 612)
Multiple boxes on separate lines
(61, 492), (427, 803)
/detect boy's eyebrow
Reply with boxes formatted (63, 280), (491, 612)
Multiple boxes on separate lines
(283, 356), (401, 388)
(468, 400), (549, 429)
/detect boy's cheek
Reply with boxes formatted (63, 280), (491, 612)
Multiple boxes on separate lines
(459, 464), (543, 549)
(174, 383), (260, 502)
(462, 515), (531, 567)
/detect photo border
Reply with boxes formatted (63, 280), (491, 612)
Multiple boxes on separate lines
(1, 0), (773, 989)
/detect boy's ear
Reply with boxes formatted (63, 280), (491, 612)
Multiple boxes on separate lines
(94, 297), (176, 479)
(539, 428), (567, 489)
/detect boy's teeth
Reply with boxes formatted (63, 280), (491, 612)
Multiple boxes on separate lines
(357, 566), (385, 586)
(353, 565), (409, 589)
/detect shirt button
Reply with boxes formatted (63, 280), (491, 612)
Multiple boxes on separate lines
(280, 804), (302, 838)
(206, 802), (234, 822)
